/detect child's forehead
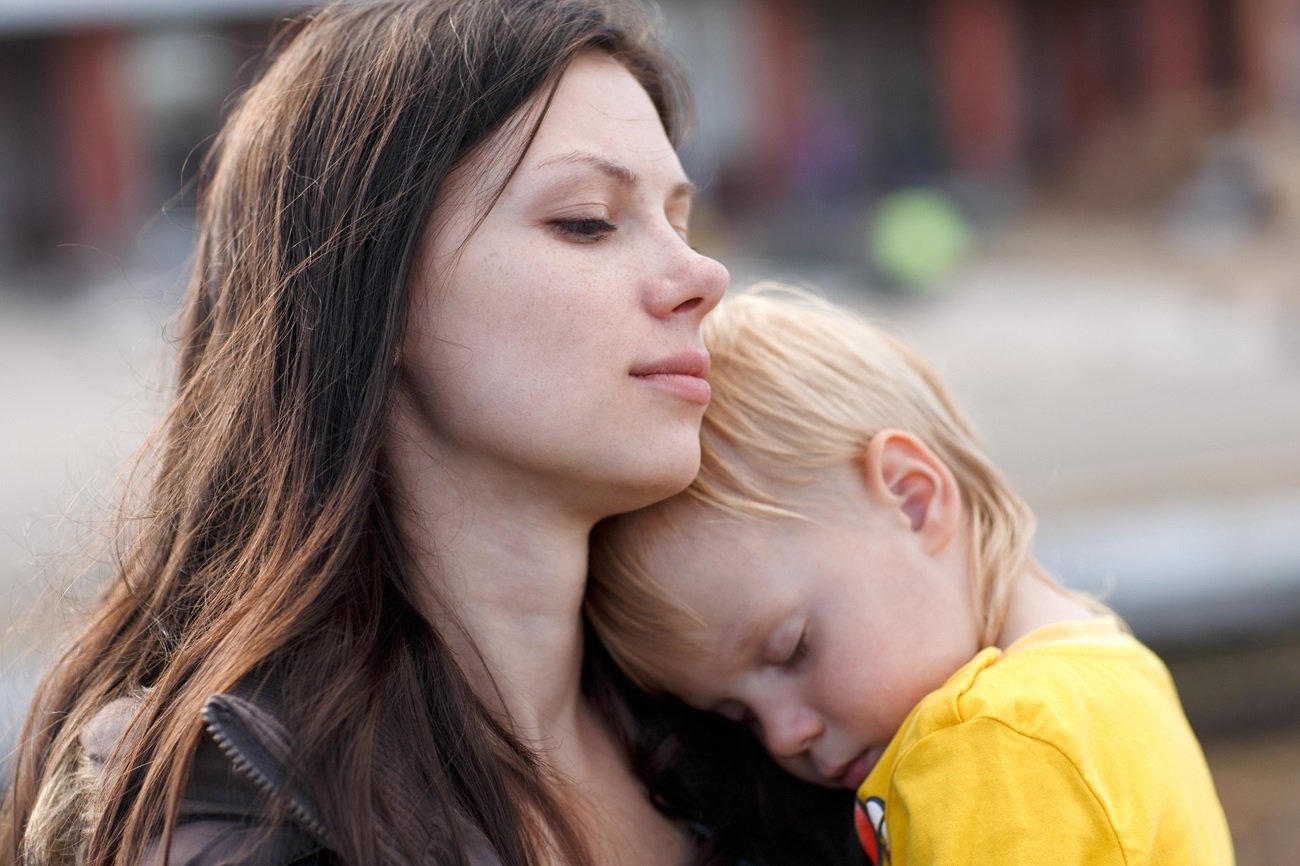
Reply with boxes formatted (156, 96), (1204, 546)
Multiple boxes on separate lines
(654, 563), (790, 674)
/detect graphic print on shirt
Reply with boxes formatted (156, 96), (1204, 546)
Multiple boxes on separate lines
(854, 794), (889, 865)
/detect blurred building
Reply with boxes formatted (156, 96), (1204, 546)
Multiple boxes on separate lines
(2, 0), (1299, 288)
(0, 0), (306, 288)
(662, 0), (1300, 272)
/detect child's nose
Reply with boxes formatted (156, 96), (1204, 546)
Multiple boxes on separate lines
(761, 705), (824, 758)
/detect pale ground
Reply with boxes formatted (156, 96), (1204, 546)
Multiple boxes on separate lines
(2, 213), (1298, 862)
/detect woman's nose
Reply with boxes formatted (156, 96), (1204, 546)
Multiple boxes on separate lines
(643, 242), (729, 322)
(760, 704), (824, 759)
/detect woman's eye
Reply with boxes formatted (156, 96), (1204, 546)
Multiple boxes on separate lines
(552, 217), (617, 242)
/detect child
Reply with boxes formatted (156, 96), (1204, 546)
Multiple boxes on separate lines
(586, 285), (1233, 865)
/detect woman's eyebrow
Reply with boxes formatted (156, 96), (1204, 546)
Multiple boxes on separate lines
(538, 150), (696, 200)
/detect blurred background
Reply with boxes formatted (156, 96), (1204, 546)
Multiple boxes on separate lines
(1, 0), (1298, 860)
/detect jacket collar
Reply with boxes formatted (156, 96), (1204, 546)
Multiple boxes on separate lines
(201, 692), (333, 847)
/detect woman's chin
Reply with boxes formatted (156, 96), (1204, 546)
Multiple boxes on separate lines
(598, 451), (701, 516)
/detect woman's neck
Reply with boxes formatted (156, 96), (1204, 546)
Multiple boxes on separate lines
(384, 426), (598, 746)
(428, 502), (593, 741)
(380, 417), (711, 865)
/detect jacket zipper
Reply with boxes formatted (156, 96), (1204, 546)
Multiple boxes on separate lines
(202, 713), (334, 847)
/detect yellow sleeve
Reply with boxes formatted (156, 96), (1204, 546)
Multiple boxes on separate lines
(886, 718), (1127, 866)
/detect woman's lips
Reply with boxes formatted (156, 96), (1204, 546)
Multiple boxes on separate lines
(632, 372), (711, 404)
(630, 351), (711, 405)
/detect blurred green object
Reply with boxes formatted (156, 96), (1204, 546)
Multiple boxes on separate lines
(868, 188), (971, 291)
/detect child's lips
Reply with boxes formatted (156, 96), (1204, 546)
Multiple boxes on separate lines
(829, 747), (882, 789)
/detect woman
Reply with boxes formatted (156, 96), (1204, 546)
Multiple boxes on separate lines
(4, 1), (732, 863)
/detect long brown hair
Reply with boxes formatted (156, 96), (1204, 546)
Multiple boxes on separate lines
(2, 2), (688, 864)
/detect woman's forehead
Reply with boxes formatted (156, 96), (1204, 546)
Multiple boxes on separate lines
(516, 53), (682, 185)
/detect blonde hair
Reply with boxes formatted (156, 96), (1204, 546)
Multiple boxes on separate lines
(587, 283), (1079, 692)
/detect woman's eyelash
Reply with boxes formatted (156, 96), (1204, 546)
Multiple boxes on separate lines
(552, 217), (617, 241)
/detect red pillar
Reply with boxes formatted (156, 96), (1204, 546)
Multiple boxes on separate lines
(55, 30), (141, 247)
(753, 0), (812, 190)
(1139, 0), (1209, 102)
(1236, 0), (1300, 117)
(932, 0), (1024, 174)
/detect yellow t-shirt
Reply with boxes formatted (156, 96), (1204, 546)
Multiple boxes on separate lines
(854, 617), (1233, 865)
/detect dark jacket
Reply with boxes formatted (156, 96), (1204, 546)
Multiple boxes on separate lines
(72, 691), (502, 866)
(58, 689), (863, 866)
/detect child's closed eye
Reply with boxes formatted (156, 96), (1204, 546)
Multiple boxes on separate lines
(782, 632), (809, 666)
(770, 627), (809, 668)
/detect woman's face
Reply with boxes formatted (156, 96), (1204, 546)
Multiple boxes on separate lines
(402, 51), (728, 518)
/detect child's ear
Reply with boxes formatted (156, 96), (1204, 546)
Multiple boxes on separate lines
(859, 430), (961, 553)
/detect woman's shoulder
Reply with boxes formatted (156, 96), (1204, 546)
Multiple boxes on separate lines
(70, 687), (504, 866)
(76, 691), (335, 866)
